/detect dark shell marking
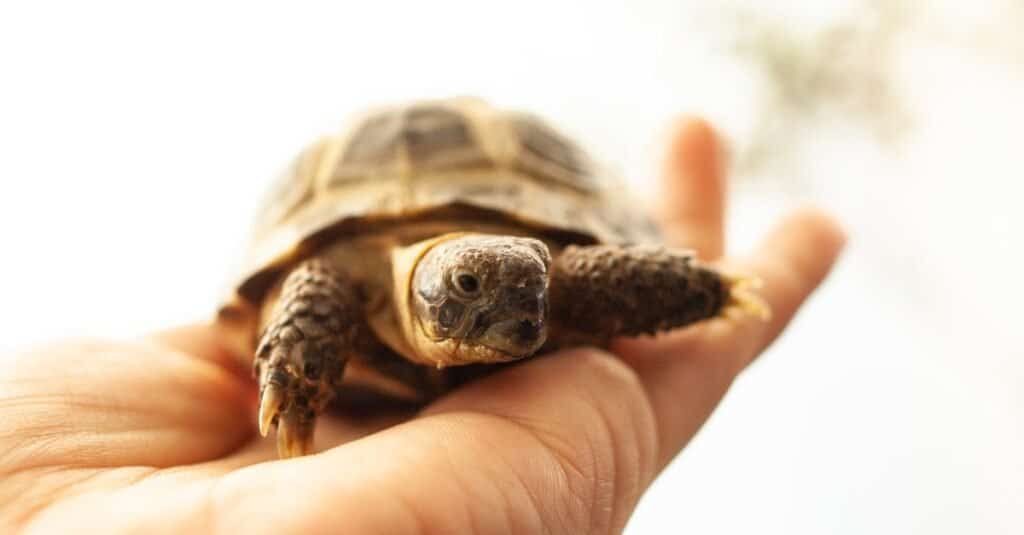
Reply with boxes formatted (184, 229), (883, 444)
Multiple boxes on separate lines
(224, 99), (765, 460)
(230, 98), (660, 312)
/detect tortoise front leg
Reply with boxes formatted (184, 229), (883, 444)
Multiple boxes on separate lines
(548, 244), (768, 346)
(254, 258), (364, 458)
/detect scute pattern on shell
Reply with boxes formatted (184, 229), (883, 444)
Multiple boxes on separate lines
(230, 97), (661, 308)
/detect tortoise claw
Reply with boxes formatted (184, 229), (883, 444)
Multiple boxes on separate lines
(721, 272), (772, 321)
(256, 368), (318, 458)
(258, 383), (284, 438)
(275, 407), (313, 459)
(276, 409), (295, 458)
(252, 258), (358, 458)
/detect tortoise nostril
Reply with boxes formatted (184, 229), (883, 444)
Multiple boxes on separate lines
(516, 320), (540, 341)
(514, 288), (544, 314)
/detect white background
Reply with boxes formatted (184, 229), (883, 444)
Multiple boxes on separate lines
(1, 1), (1021, 533)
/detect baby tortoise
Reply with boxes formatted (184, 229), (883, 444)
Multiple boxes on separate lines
(218, 97), (768, 458)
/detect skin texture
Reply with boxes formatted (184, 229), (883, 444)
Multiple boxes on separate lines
(0, 118), (845, 534)
(255, 258), (365, 457)
(549, 244), (730, 344)
(408, 234), (551, 365)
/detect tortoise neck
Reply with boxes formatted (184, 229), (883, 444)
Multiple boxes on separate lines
(388, 233), (472, 368)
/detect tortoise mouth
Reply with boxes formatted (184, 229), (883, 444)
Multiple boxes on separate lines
(431, 337), (531, 366)
(476, 317), (547, 356)
(427, 312), (547, 365)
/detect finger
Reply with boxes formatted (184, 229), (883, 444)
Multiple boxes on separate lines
(0, 336), (254, 471)
(150, 322), (249, 377)
(213, 349), (658, 534)
(658, 117), (727, 260)
(733, 206), (848, 360)
(201, 410), (416, 470)
(615, 206), (846, 469)
(209, 210), (843, 532)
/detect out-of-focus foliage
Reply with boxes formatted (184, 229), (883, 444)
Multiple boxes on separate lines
(725, 1), (911, 177)
(696, 0), (1023, 184)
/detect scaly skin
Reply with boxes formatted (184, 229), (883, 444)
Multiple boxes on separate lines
(254, 258), (364, 457)
(256, 240), (767, 458)
(0, 117), (847, 534)
(549, 244), (766, 346)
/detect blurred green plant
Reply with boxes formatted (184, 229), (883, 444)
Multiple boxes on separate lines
(698, 0), (1024, 184)
(713, 1), (913, 180)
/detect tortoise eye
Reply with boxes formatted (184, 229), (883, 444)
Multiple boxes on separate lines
(454, 272), (480, 296)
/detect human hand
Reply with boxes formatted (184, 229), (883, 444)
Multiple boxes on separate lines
(0, 118), (845, 534)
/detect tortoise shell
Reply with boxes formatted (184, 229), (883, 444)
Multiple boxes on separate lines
(229, 97), (659, 307)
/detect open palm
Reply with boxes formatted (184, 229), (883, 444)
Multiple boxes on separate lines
(0, 119), (845, 534)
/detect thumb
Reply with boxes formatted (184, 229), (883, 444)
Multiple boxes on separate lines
(210, 348), (656, 535)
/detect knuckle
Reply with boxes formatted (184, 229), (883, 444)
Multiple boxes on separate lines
(569, 348), (644, 394)
(555, 348), (659, 531)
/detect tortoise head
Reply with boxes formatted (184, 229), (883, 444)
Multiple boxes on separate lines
(404, 234), (551, 367)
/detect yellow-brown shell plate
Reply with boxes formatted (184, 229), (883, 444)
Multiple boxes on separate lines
(226, 97), (659, 308)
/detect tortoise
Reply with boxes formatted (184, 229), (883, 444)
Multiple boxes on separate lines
(218, 97), (768, 458)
